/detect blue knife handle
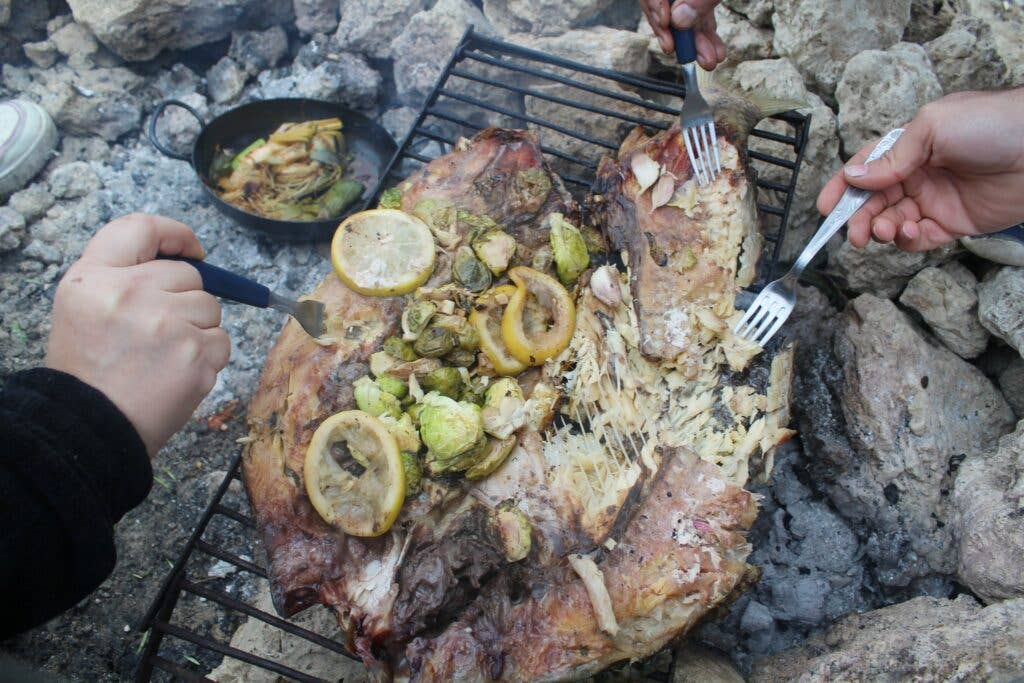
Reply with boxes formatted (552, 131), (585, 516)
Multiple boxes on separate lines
(159, 255), (270, 308)
(671, 27), (698, 64)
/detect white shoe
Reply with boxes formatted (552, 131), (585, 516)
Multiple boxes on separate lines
(960, 225), (1024, 268)
(0, 99), (59, 200)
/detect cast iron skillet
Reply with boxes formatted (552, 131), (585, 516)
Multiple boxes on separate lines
(148, 98), (397, 241)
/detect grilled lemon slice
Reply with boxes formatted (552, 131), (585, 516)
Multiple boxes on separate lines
(304, 410), (405, 537)
(331, 209), (436, 296)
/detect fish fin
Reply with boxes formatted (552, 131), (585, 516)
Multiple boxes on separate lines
(696, 67), (806, 118)
(695, 67), (806, 140)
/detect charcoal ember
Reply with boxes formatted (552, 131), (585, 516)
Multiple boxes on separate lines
(899, 262), (989, 359)
(334, 0), (430, 59)
(925, 15), (1011, 93)
(979, 267), (1024, 357)
(150, 63), (202, 101)
(229, 26), (289, 77)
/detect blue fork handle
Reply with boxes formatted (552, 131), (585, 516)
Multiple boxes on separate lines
(671, 27), (698, 64)
(158, 255), (270, 308)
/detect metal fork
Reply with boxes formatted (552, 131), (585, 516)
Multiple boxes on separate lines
(671, 27), (720, 186)
(161, 256), (327, 338)
(733, 128), (905, 346)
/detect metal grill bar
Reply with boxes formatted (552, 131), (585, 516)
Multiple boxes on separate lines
(137, 27), (809, 682)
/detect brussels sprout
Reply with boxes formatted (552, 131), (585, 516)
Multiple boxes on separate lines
(452, 246), (492, 293)
(376, 374), (408, 399)
(402, 451), (423, 496)
(514, 168), (552, 206)
(354, 376), (402, 419)
(420, 366), (464, 399)
(369, 351), (398, 378)
(402, 300), (437, 341)
(485, 377), (525, 405)
(413, 325), (456, 358)
(444, 348), (476, 368)
(471, 229), (517, 275)
(418, 392), (484, 464)
(549, 213), (590, 285)
(406, 402), (424, 425)
(383, 335), (418, 362)
(379, 413), (421, 453)
(459, 378), (487, 405)
(531, 244), (554, 273)
(482, 378), (526, 439)
(491, 500), (532, 561)
(465, 436), (517, 480)
(457, 210), (500, 240)
(412, 198), (460, 249)
(378, 187), (403, 210)
(432, 314), (479, 351)
(579, 223), (608, 260)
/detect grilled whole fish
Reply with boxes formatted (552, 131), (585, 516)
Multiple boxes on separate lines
(242, 83), (799, 681)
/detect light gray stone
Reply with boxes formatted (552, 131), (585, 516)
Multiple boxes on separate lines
(57, 136), (111, 165)
(293, 0), (338, 35)
(740, 600), (774, 634)
(999, 357), (1024, 419)
(0, 0), (50, 65)
(836, 42), (942, 154)
(0, 0), (9, 27)
(715, 5), (773, 67)
(156, 92), (207, 153)
(66, 0), (293, 61)
(952, 419), (1024, 603)
(827, 239), (956, 298)
(482, 0), (617, 36)
(899, 262), (989, 359)
(964, 0), (1024, 85)
(22, 238), (62, 264)
(23, 39), (58, 68)
(796, 294), (1015, 590)
(905, 0), (964, 42)
(979, 267), (1024, 356)
(255, 53), (380, 110)
(151, 63), (202, 101)
(49, 21), (99, 67)
(334, 0), (430, 59)
(512, 26), (651, 74)
(772, 0), (912, 98)
(381, 106), (419, 142)
(49, 161), (102, 199)
(7, 183), (54, 224)
(0, 206), (26, 252)
(207, 57), (247, 104)
(723, 0), (774, 27)
(229, 26), (289, 77)
(751, 596), (1024, 681)
(926, 15), (1011, 93)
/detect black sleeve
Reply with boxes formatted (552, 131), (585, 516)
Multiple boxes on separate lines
(0, 368), (151, 639)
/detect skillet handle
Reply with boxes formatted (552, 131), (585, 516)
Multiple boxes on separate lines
(148, 99), (204, 162)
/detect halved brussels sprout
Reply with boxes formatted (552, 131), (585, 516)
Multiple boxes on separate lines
(482, 377), (526, 439)
(531, 244), (554, 273)
(412, 198), (460, 249)
(444, 348), (477, 368)
(379, 413), (421, 453)
(465, 436), (517, 480)
(420, 366), (464, 399)
(452, 245), (492, 293)
(406, 402), (424, 425)
(549, 213), (590, 285)
(432, 314), (480, 351)
(378, 187), (403, 210)
(413, 325), (456, 358)
(419, 392), (484, 464)
(354, 376), (402, 419)
(491, 500), (532, 561)
(459, 377), (487, 405)
(472, 229), (517, 276)
(376, 374), (408, 400)
(402, 451), (423, 496)
(384, 336), (418, 362)
(402, 300), (437, 341)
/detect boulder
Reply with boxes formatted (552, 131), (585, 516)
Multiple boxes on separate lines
(827, 239), (956, 298)
(255, 53), (381, 111)
(0, 206), (26, 252)
(48, 161), (102, 199)
(7, 183), (54, 224)
(228, 26), (289, 77)
(334, 0), (430, 60)
(898, 262), (989, 359)
(750, 596), (1024, 681)
(65, 0), (294, 62)
(512, 27), (650, 74)
(772, 0), (911, 98)
(482, 0), (617, 36)
(836, 42), (942, 154)
(56, 136), (111, 166)
(0, 0), (50, 65)
(925, 15), (1010, 93)
(952, 420), (1024, 603)
(293, 0), (338, 35)
(207, 58), (247, 104)
(49, 21), (100, 69)
(979, 267), (1024, 356)
(796, 294), (1014, 591)
(723, 0), (774, 27)
(714, 6), (774, 68)
(392, 0), (496, 106)
(964, 0), (1024, 85)
(905, 0), (963, 42)
(999, 357), (1024, 419)
(23, 40), (58, 69)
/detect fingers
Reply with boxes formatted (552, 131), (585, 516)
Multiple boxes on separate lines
(201, 327), (232, 371)
(82, 213), (205, 267)
(170, 290), (223, 329)
(641, 0), (674, 52)
(130, 258), (203, 293)
(893, 218), (947, 252)
(694, 14), (725, 69)
(670, 0), (719, 27)
(840, 117), (933, 192)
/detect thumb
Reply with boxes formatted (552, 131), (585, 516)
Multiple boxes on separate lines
(842, 118), (932, 191)
(670, 0), (719, 28)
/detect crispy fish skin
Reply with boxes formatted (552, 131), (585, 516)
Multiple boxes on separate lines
(400, 449), (758, 682)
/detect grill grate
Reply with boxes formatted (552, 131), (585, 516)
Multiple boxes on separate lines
(135, 28), (810, 682)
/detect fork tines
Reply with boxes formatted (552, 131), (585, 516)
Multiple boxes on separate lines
(682, 119), (721, 186)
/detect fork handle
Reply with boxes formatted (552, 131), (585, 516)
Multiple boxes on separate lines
(790, 128), (905, 278)
(670, 27), (698, 64)
(158, 255), (270, 308)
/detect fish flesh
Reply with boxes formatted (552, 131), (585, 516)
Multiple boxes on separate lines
(242, 84), (798, 680)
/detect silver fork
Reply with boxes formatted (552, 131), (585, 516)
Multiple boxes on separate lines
(733, 128), (905, 346)
(671, 27), (721, 186)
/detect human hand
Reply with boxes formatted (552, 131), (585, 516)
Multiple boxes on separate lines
(45, 214), (231, 456)
(817, 88), (1024, 252)
(640, 0), (726, 70)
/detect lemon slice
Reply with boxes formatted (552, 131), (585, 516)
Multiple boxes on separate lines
(304, 410), (405, 537)
(331, 209), (436, 296)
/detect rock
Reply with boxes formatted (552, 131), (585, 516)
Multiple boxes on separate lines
(514, 27), (650, 74)
(729, 58), (841, 262)
(65, 0), (294, 62)
(7, 183), (54, 223)
(22, 239), (62, 264)
(740, 600), (774, 634)
(772, 0), (911, 99)
(836, 42), (942, 154)
(57, 135), (111, 165)
(293, 33), (332, 69)
(925, 16), (1010, 93)
(228, 26), (289, 77)
(381, 106), (419, 141)
(899, 262), (989, 359)
(671, 643), (744, 683)
(951, 420), (1024, 602)
(0, 0), (50, 65)
(751, 595), (1024, 681)
(155, 93), (207, 153)
(49, 161), (102, 199)
(827, 240), (957, 298)
(905, 0), (964, 42)
(255, 53), (381, 110)
(49, 21), (99, 69)
(482, 0), (617, 36)
(393, 0), (496, 106)
(0, 0), (9, 27)
(150, 63), (202, 101)
(796, 294), (1014, 591)
(723, 0), (774, 27)
(293, 0), (338, 35)
(334, 0), (430, 59)
(46, 14), (73, 34)
(23, 40), (58, 68)
(714, 5), (774, 68)
(963, 0), (1024, 85)
(979, 267), (1024, 356)
(207, 58), (247, 104)
(0, 206), (26, 252)
(999, 358), (1024, 419)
